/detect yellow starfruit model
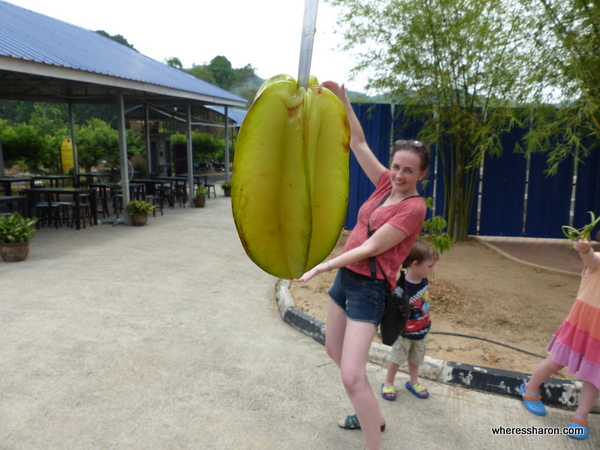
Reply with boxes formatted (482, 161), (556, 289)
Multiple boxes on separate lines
(232, 74), (350, 279)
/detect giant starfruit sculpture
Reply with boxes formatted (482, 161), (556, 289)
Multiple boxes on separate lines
(232, 74), (350, 279)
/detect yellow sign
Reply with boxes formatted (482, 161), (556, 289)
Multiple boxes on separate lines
(60, 137), (74, 173)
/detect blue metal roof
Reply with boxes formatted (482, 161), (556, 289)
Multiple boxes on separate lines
(205, 105), (247, 127)
(0, 0), (246, 106)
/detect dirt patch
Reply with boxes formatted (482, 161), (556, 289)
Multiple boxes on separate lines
(289, 232), (580, 379)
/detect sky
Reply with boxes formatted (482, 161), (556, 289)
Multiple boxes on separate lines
(7, 0), (368, 92)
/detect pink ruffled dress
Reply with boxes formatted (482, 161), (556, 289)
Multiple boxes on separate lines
(547, 258), (600, 389)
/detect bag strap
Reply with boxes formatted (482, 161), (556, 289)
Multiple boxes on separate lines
(367, 193), (420, 281)
(367, 192), (391, 237)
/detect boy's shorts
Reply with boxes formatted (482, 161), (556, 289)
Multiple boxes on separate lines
(390, 335), (427, 366)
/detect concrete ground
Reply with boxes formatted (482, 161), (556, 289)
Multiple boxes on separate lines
(0, 194), (597, 449)
(477, 235), (584, 275)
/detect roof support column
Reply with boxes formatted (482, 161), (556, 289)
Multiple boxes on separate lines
(225, 106), (230, 182)
(116, 91), (131, 221)
(186, 103), (194, 207)
(145, 103), (152, 177)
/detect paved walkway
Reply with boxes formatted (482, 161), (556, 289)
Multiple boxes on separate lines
(0, 197), (597, 449)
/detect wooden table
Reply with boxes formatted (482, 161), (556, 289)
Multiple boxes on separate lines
(0, 177), (32, 196)
(173, 174), (209, 188)
(90, 182), (146, 199)
(75, 173), (99, 186)
(33, 175), (75, 188)
(132, 179), (168, 196)
(0, 195), (27, 216)
(24, 187), (97, 230)
(150, 177), (195, 207)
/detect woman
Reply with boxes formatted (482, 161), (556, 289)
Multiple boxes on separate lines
(295, 81), (430, 450)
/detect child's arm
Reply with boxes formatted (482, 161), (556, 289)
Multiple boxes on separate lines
(574, 239), (600, 273)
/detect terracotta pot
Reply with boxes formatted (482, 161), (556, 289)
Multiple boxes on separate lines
(194, 197), (206, 208)
(130, 214), (148, 226)
(0, 241), (30, 262)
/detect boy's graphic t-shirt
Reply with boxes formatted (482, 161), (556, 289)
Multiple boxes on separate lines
(403, 278), (431, 340)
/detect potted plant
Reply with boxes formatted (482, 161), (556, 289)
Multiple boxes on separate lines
(124, 200), (155, 226)
(0, 212), (38, 262)
(194, 186), (208, 207)
(221, 181), (231, 197)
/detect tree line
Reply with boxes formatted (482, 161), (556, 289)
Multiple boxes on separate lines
(0, 104), (228, 175)
(0, 106), (144, 174)
(164, 55), (263, 103)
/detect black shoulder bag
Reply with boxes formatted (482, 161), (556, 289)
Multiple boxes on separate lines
(367, 193), (416, 346)
(383, 272), (411, 345)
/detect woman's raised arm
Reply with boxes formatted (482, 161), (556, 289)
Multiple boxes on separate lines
(322, 81), (386, 186)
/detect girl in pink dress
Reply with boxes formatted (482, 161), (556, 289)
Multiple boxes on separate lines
(521, 237), (600, 440)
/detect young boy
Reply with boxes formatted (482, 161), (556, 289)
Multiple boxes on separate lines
(381, 239), (440, 400)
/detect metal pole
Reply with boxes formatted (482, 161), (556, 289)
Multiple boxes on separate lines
(116, 92), (131, 214)
(225, 106), (230, 182)
(145, 103), (152, 177)
(186, 103), (194, 207)
(297, 0), (319, 90)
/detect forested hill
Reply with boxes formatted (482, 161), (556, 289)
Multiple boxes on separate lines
(164, 55), (380, 105)
(228, 72), (265, 104)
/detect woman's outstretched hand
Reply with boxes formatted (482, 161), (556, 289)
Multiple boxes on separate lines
(293, 262), (330, 283)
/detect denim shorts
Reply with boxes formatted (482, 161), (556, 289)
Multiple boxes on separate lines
(328, 268), (387, 326)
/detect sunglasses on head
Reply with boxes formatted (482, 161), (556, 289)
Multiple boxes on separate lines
(394, 139), (424, 148)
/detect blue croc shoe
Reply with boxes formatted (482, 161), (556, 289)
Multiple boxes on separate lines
(520, 383), (546, 416)
(568, 418), (589, 440)
(381, 384), (396, 401)
(405, 382), (429, 399)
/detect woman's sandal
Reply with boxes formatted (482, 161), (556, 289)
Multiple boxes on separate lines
(519, 382), (546, 416)
(381, 384), (396, 401)
(568, 417), (589, 440)
(338, 414), (386, 432)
